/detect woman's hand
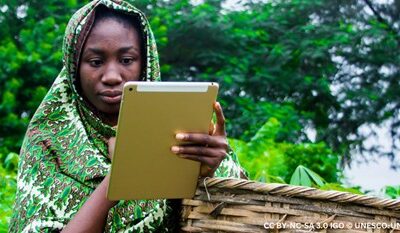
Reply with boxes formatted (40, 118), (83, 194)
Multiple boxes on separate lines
(171, 102), (228, 177)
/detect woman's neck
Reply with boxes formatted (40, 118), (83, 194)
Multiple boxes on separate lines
(100, 114), (118, 127)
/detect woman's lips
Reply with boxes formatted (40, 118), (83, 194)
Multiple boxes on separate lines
(99, 90), (122, 104)
(100, 95), (121, 104)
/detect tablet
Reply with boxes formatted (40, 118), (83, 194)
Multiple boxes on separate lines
(107, 82), (219, 200)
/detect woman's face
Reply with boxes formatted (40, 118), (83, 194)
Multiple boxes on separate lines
(79, 18), (142, 119)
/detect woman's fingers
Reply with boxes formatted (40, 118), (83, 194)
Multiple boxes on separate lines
(171, 145), (226, 158)
(175, 133), (228, 149)
(213, 102), (226, 136)
(172, 102), (228, 177)
(171, 144), (227, 177)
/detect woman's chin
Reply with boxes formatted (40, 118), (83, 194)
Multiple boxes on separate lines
(101, 106), (120, 115)
(96, 99), (121, 113)
(96, 103), (120, 117)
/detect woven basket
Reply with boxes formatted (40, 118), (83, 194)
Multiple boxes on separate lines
(180, 178), (400, 233)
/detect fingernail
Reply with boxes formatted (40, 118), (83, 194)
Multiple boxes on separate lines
(176, 134), (185, 140)
(171, 146), (180, 153)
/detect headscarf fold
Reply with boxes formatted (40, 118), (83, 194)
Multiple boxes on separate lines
(10, 0), (243, 232)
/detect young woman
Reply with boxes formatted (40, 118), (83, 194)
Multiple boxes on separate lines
(10, 1), (244, 232)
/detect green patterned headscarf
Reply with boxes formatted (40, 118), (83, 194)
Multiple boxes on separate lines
(10, 0), (243, 232)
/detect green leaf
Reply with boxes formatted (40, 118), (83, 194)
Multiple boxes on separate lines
(299, 166), (312, 187)
(290, 165), (325, 187)
(290, 166), (301, 185)
(384, 186), (400, 199)
(303, 166), (325, 187)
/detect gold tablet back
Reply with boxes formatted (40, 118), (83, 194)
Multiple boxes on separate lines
(107, 82), (219, 200)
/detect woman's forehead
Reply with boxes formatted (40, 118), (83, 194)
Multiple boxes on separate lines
(93, 4), (142, 32)
(83, 19), (141, 53)
(90, 18), (139, 38)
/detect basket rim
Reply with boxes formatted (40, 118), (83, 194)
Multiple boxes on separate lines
(198, 177), (400, 211)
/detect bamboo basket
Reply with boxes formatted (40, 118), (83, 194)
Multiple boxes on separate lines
(180, 178), (400, 233)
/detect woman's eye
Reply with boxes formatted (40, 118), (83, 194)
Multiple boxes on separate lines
(89, 59), (103, 67)
(121, 58), (134, 65)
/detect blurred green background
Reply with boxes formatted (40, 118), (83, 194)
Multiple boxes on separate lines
(1, 0), (400, 231)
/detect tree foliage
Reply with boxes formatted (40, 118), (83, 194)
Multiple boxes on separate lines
(0, 0), (89, 161)
(138, 0), (400, 166)
(1, 0), (399, 166)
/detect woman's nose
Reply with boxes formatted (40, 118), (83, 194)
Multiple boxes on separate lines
(102, 64), (122, 86)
